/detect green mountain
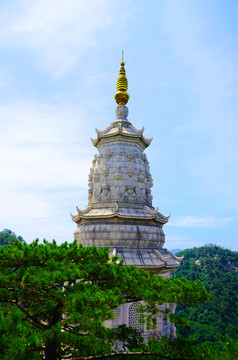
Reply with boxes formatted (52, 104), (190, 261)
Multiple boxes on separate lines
(0, 229), (25, 247)
(173, 245), (238, 342)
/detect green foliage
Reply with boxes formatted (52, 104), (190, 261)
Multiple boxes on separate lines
(173, 244), (238, 342)
(0, 229), (26, 247)
(86, 336), (238, 360)
(112, 325), (144, 351)
(127, 336), (238, 360)
(0, 303), (41, 360)
(0, 240), (208, 360)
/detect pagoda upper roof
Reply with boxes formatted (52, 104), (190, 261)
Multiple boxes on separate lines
(91, 119), (152, 149)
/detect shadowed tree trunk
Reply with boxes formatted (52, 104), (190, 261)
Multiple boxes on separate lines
(44, 340), (58, 360)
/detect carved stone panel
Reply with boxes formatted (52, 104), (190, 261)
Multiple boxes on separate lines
(138, 170), (145, 183)
(114, 168), (123, 181)
(88, 142), (154, 204)
(111, 186), (126, 196)
(93, 185), (102, 198)
(135, 186), (146, 198)
(127, 166), (134, 178)
(102, 184), (109, 196)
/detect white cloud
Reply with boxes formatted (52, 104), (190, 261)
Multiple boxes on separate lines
(0, 101), (92, 187)
(0, 99), (94, 243)
(0, 0), (129, 76)
(169, 216), (234, 228)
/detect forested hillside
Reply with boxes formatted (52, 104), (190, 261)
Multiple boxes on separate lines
(174, 245), (238, 342)
(0, 229), (25, 247)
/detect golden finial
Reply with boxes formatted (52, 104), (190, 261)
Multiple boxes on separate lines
(114, 52), (130, 106)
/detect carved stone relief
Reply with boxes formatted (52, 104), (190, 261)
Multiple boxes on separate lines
(114, 168), (123, 181)
(127, 184), (135, 196)
(135, 186), (146, 198)
(88, 144), (154, 204)
(104, 150), (111, 160)
(127, 150), (134, 161)
(111, 186), (126, 196)
(102, 166), (109, 177)
(102, 184), (109, 196)
(88, 188), (93, 200)
(93, 185), (102, 198)
(138, 170), (145, 183)
(136, 153), (142, 164)
(93, 170), (99, 183)
(115, 151), (123, 161)
(127, 166), (134, 177)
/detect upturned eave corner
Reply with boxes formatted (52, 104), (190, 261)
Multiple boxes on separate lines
(167, 250), (184, 263)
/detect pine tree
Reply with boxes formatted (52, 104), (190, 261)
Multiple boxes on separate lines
(0, 240), (208, 360)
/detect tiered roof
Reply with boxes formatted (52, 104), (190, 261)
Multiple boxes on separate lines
(71, 204), (170, 225)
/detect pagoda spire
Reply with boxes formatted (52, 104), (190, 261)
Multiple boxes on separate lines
(114, 53), (130, 106)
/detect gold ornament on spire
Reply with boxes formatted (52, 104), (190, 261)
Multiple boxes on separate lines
(114, 52), (130, 106)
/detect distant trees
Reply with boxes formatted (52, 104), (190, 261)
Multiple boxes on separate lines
(0, 229), (25, 247)
(174, 245), (238, 342)
(2, 229), (15, 235)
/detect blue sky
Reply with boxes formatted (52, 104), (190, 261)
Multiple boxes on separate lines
(0, 0), (237, 251)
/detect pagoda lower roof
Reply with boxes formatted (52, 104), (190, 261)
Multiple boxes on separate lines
(71, 204), (170, 225)
(109, 248), (182, 269)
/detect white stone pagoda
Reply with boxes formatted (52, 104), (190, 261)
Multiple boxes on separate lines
(71, 58), (182, 341)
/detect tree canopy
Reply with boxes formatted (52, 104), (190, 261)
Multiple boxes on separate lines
(0, 240), (209, 360)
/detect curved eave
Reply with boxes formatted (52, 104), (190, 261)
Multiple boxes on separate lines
(144, 205), (170, 219)
(115, 249), (182, 270)
(71, 211), (169, 225)
(91, 132), (152, 149)
(95, 124), (115, 136)
(95, 123), (144, 136)
(134, 263), (181, 270)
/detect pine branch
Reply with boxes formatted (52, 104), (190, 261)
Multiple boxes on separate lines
(62, 325), (88, 336)
(73, 352), (193, 360)
(15, 301), (47, 330)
